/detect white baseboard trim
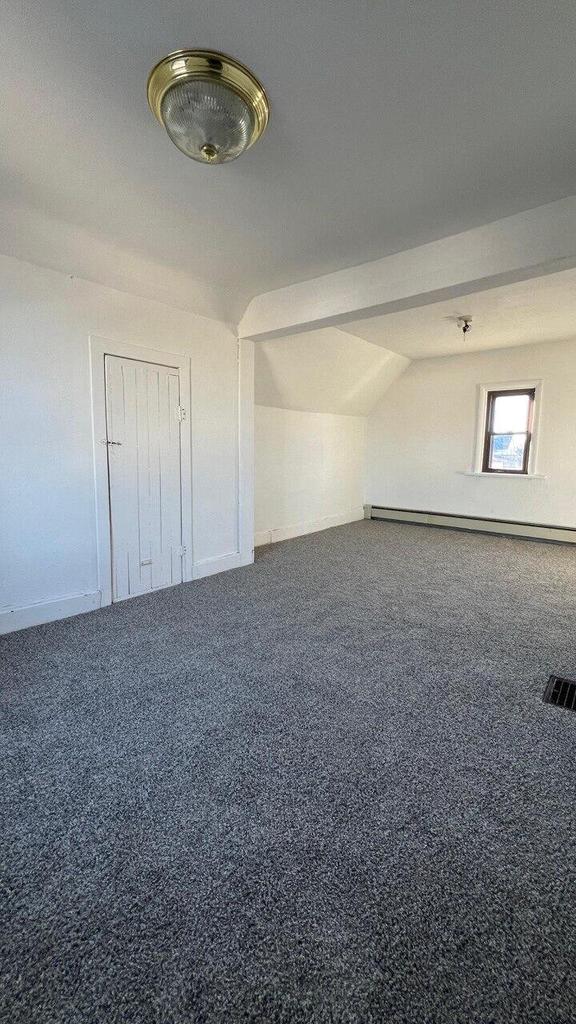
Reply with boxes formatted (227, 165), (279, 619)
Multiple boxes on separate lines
(0, 590), (102, 636)
(193, 550), (254, 580)
(255, 506), (365, 547)
(1, 554), (255, 635)
(370, 505), (576, 544)
(255, 530), (274, 547)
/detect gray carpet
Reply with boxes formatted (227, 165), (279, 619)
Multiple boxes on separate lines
(2, 520), (576, 1024)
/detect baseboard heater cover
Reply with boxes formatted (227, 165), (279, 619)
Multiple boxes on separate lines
(370, 506), (576, 545)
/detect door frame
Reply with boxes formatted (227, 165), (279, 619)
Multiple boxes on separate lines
(89, 335), (193, 607)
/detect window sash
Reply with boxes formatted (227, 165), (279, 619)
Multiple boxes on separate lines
(482, 388), (535, 474)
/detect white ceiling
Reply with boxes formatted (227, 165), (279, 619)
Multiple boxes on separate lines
(255, 329), (408, 416)
(1, 1), (576, 321)
(344, 268), (576, 360)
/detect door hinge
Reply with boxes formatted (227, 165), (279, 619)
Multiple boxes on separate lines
(179, 545), (187, 557)
(177, 406), (187, 422)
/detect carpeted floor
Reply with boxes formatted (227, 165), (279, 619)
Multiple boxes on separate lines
(2, 520), (576, 1023)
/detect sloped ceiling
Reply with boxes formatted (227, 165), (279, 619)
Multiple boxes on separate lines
(254, 329), (409, 416)
(344, 266), (576, 360)
(253, 263), (576, 417)
(2, 1), (576, 320)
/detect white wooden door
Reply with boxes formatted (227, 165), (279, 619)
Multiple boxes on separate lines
(105, 355), (184, 601)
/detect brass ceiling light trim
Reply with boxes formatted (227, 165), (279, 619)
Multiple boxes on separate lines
(147, 49), (269, 164)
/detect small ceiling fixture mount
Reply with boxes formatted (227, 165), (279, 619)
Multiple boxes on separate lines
(147, 49), (269, 164)
(457, 316), (473, 338)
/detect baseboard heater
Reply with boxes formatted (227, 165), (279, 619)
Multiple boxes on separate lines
(367, 505), (576, 545)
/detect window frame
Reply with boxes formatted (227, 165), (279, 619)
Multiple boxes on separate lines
(472, 380), (543, 478)
(481, 387), (536, 476)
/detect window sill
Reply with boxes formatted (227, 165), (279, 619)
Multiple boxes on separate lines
(462, 471), (546, 480)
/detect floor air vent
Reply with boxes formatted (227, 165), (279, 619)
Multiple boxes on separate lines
(543, 675), (576, 712)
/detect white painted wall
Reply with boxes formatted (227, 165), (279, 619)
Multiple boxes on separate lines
(0, 254), (253, 631)
(367, 336), (576, 527)
(255, 405), (366, 545)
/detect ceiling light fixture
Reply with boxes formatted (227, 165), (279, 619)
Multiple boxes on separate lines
(147, 49), (269, 164)
(457, 316), (472, 338)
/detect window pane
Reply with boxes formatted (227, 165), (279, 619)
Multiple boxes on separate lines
(492, 393), (531, 433)
(489, 433), (527, 471)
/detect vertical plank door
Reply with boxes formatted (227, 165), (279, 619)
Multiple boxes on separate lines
(105, 355), (183, 601)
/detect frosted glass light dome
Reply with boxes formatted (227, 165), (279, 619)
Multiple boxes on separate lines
(161, 78), (255, 163)
(148, 50), (269, 165)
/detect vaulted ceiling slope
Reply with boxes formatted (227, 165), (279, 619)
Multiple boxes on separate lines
(344, 267), (576, 360)
(254, 264), (576, 416)
(2, 1), (576, 321)
(255, 329), (409, 416)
